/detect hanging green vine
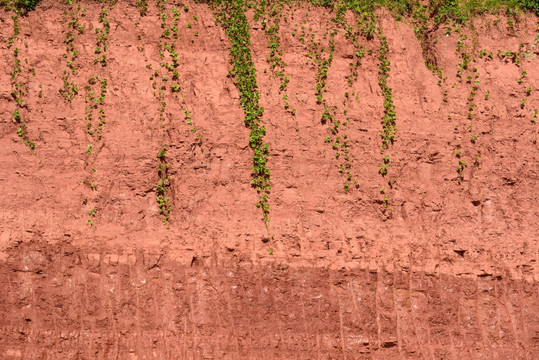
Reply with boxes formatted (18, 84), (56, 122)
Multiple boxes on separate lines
(212, 0), (271, 223)
(59, 0), (84, 102)
(7, 6), (37, 151)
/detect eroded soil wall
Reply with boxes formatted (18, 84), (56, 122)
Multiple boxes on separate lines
(0, 0), (538, 358)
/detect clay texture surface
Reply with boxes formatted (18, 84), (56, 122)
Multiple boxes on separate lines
(0, 1), (538, 358)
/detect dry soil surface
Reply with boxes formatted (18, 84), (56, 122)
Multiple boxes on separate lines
(0, 1), (538, 359)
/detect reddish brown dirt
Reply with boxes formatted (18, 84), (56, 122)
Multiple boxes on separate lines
(0, 1), (538, 359)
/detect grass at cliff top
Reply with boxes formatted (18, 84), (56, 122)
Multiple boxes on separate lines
(1, 0), (537, 19)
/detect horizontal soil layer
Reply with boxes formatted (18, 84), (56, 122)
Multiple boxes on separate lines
(0, 242), (538, 359)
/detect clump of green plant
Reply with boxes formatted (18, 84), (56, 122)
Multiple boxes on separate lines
(7, 10), (37, 151)
(305, 25), (336, 107)
(59, 70), (78, 101)
(16, 123), (35, 150)
(81, 10), (111, 225)
(83, 178), (97, 191)
(377, 32), (396, 153)
(333, 2), (367, 85)
(213, 0), (271, 223)
(94, 4), (112, 66)
(87, 207), (96, 227)
(1, 0), (42, 12)
(456, 159), (466, 183)
(261, 2), (295, 116)
(148, 1), (206, 225)
(375, 22), (398, 206)
(135, 0), (147, 16)
(304, 20), (359, 191)
(453, 30), (484, 183)
(84, 75), (107, 140)
(162, 3), (202, 135)
(59, 0), (85, 102)
(156, 145), (171, 224)
(79, 75), (107, 222)
(531, 109), (537, 123)
(184, 110), (200, 137)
